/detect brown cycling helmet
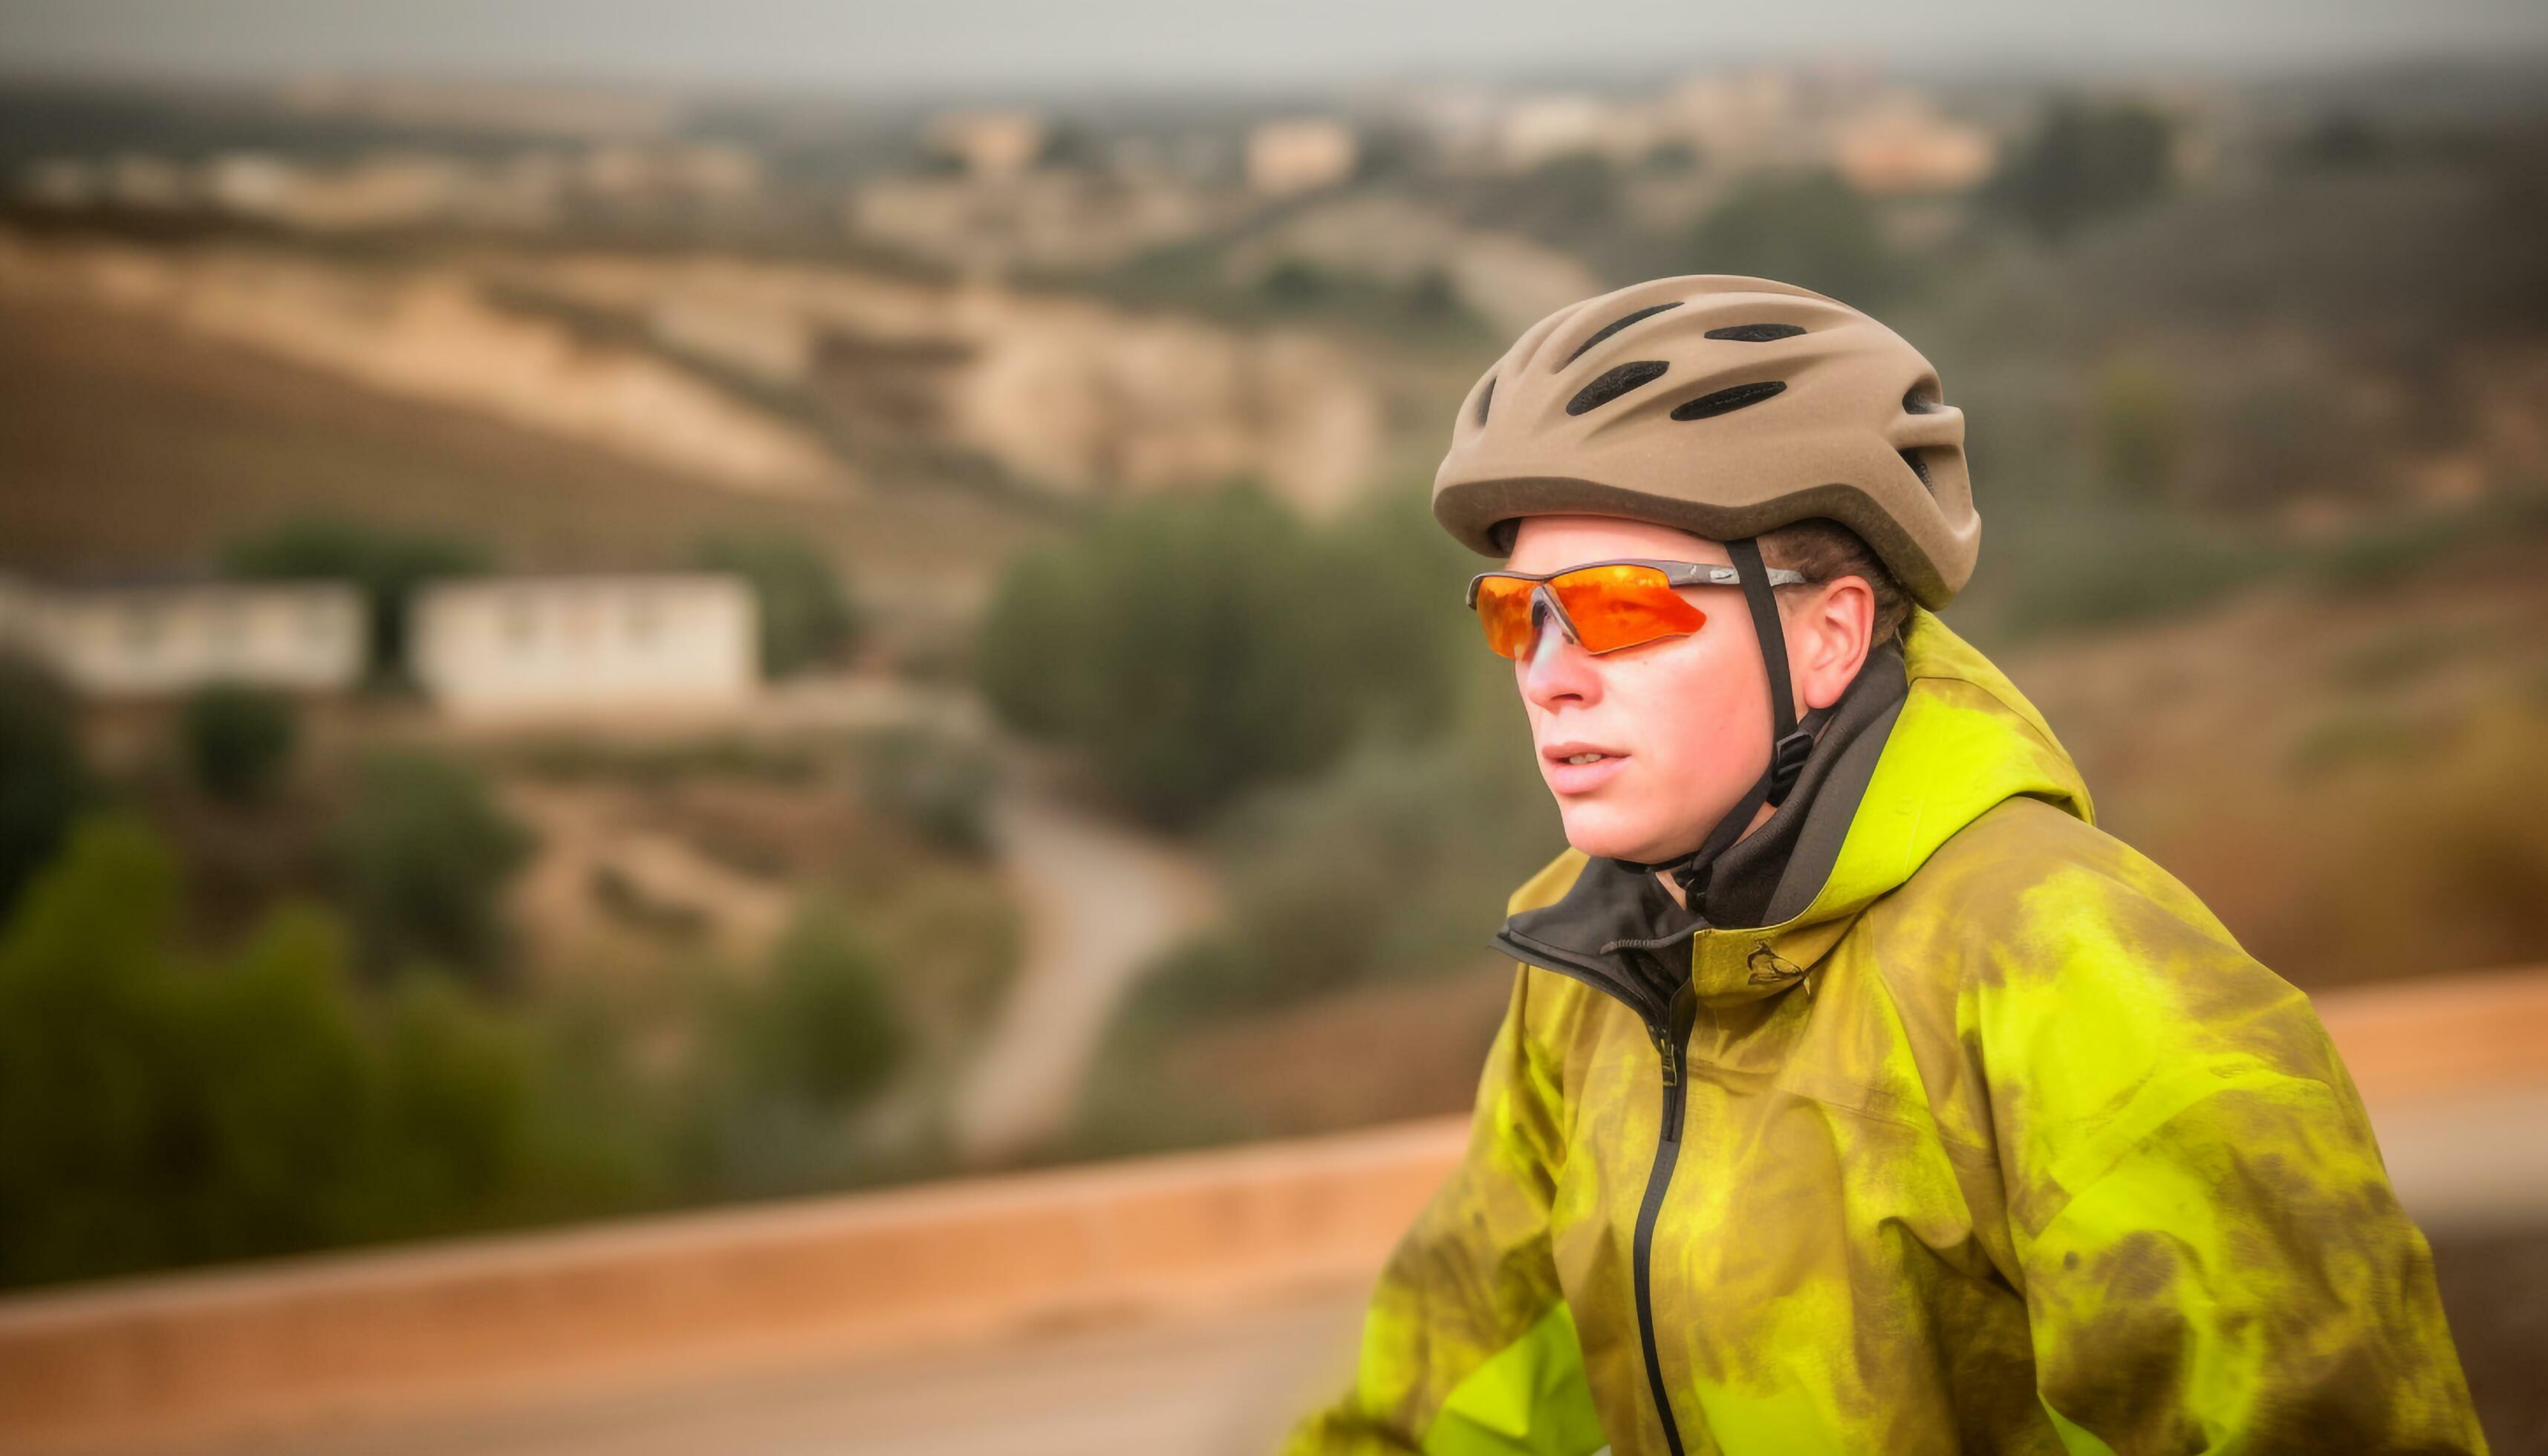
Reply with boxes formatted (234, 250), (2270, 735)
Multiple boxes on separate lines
(1441, 275), (1979, 901)
(1432, 273), (1978, 609)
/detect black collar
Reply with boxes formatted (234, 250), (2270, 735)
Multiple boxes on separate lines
(1491, 639), (1910, 1010)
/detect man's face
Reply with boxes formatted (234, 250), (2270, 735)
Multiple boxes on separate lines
(1504, 515), (1775, 865)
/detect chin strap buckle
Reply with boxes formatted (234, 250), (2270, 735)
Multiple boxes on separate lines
(1767, 727), (1816, 805)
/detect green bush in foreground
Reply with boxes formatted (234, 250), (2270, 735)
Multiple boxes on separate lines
(0, 653), (85, 919)
(0, 816), (542, 1290)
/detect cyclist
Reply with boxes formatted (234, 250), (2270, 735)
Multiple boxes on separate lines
(1279, 276), (2485, 1455)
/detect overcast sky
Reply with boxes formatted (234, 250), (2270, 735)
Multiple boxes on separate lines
(5, 0), (2547, 94)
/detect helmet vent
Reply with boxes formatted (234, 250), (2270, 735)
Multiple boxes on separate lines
(1560, 302), (1683, 366)
(1565, 360), (1670, 416)
(1902, 386), (1941, 414)
(1901, 449), (1934, 490)
(1670, 380), (1786, 420)
(1704, 322), (1807, 342)
(1475, 376), (1496, 426)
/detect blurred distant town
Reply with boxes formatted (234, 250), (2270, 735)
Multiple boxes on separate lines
(1, 51), (2544, 1341)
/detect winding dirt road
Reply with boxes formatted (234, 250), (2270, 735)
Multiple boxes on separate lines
(952, 749), (1221, 1162)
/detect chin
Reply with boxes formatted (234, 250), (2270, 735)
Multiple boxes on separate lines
(1556, 805), (1679, 865)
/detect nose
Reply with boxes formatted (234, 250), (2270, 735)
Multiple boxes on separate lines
(1518, 591), (1601, 710)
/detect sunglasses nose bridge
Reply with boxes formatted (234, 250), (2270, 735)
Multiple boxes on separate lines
(1527, 582), (1581, 654)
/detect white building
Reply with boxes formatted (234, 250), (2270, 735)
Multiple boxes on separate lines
(0, 573), (366, 696)
(1662, 70), (1807, 168)
(410, 573), (758, 719)
(1246, 118), (1359, 195)
(1831, 94), (1996, 195)
(1492, 94), (1670, 171)
(923, 111), (1048, 182)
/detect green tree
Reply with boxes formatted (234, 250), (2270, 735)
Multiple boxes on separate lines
(181, 681), (298, 804)
(974, 481), (1452, 828)
(1691, 169), (1903, 311)
(325, 749), (535, 987)
(1478, 150), (1623, 244)
(1983, 98), (2177, 244)
(692, 532), (860, 678)
(222, 516), (489, 687)
(0, 653), (85, 918)
(739, 906), (907, 1111)
(1259, 257), (1332, 308)
(0, 816), (542, 1288)
(355, 972), (537, 1229)
(171, 903), (381, 1258)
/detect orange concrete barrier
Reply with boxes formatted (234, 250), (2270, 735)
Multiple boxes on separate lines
(0, 1119), (1468, 1452)
(2313, 966), (2548, 1105)
(0, 966), (2540, 1453)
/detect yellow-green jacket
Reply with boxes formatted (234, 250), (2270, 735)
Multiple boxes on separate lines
(1281, 607), (2484, 1455)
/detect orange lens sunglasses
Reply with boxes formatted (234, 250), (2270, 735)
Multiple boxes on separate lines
(1465, 558), (1807, 660)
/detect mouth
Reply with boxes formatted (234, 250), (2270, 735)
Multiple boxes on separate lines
(1541, 741), (1631, 793)
(1542, 741), (1626, 766)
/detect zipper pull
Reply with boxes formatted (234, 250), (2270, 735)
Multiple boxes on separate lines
(1652, 1026), (1680, 1087)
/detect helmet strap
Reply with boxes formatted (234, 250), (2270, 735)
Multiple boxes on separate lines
(1614, 536), (1830, 908)
(1728, 535), (1819, 810)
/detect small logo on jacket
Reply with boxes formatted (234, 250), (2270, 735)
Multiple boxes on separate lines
(1746, 941), (1804, 984)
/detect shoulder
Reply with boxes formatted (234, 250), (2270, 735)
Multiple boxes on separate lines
(1875, 796), (2359, 1140)
(1506, 845), (1590, 918)
(1498, 845), (1628, 1062)
(1868, 795), (2337, 1073)
(1884, 795), (2250, 975)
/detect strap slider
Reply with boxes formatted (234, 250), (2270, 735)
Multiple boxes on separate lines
(1768, 727), (1816, 799)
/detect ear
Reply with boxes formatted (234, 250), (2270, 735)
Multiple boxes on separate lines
(1785, 576), (1875, 714)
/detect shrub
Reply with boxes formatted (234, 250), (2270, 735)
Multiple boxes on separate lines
(0, 816), (542, 1288)
(0, 653), (85, 918)
(356, 972), (537, 1229)
(692, 532), (859, 678)
(735, 906), (907, 1111)
(859, 727), (999, 857)
(325, 749), (535, 987)
(181, 681), (297, 804)
(2090, 353), (2188, 503)
(1122, 653), (1553, 1025)
(1983, 98), (2177, 244)
(1691, 169), (1904, 311)
(1989, 505), (2269, 636)
(975, 480), (1464, 828)
(222, 516), (489, 688)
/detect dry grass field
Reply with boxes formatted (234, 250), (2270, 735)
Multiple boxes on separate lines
(0, 294), (1042, 646)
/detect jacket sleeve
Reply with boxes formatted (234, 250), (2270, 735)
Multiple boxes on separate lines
(1965, 852), (2489, 1454)
(1278, 962), (1607, 1456)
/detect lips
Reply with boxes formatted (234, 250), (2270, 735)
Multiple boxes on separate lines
(1541, 741), (1630, 795)
(1542, 739), (1624, 764)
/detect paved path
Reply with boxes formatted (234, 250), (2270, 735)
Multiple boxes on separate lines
(132, 1289), (1365, 1456)
(952, 753), (1219, 1162)
(2372, 1087), (2548, 1235)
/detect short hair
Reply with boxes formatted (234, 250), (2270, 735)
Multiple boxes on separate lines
(1758, 517), (1913, 649)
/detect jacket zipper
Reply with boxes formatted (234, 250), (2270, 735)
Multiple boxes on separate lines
(1633, 982), (1697, 1456)
(1492, 927), (1697, 1456)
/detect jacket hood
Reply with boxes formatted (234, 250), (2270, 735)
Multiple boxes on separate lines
(1494, 605), (2095, 1016)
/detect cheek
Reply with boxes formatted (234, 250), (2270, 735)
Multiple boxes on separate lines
(1609, 637), (1760, 768)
